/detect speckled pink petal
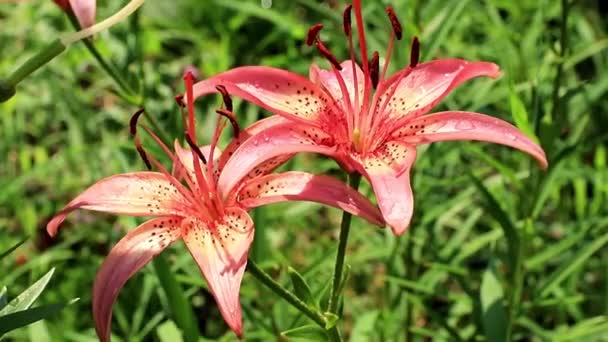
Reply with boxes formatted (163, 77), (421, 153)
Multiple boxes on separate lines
(69, 0), (96, 28)
(172, 140), (222, 183)
(379, 59), (500, 123)
(190, 66), (333, 127)
(394, 111), (548, 168)
(218, 122), (338, 199)
(310, 60), (365, 114)
(356, 142), (418, 235)
(238, 171), (384, 226)
(47, 172), (192, 236)
(93, 216), (182, 342)
(182, 207), (254, 338)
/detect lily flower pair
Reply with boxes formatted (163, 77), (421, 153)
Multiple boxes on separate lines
(47, 73), (383, 340)
(47, 0), (548, 340)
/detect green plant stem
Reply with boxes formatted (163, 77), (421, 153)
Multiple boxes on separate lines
(246, 259), (327, 327)
(6, 39), (66, 86)
(152, 255), (200, 342)
(550, 0), (569, 122)
(327, 173), (362, 314)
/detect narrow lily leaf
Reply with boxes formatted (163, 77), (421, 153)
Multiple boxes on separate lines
(555, 316), (608, 341)
(0, 299), (78, 336)
(280, 324), (327, 340)
(480, 267), (508, 342)
(468, 173), (519, 270)
(0, 237), (28, 260)
(509, 88), (538, 143)
(287, 267), (316, 309)
(0, 287), (7, 310)
(538, 231), (608, 298)
(0, 268), (55, 316)
(524, 222), (593, 270)
(156, 320), (184, 342)
(151, 255), (200, 342)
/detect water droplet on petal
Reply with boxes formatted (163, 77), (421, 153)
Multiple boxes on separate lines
(253, 140), (259, 146)
(506, 133), (517, 141)
(264, 137), (270, 142)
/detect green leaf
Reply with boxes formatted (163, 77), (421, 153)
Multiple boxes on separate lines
(287, 267), (316, 309)
(509, 88), (538, 143)
(538, 230), (608, 298)
(350, 310), (379, 342)
(0, 287), (7, 310)
(480, 267), (508, 342)
(468, 173), (519, 270)
(0, 268), (55, 316)
(281, 324), (327, 340)
(0, 237), (28, 260)
(152, 255), (200, 342)
(0, 299), (78, 336)
(156, 320), (184, 342)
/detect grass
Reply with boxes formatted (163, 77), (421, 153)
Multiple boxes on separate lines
(1, 0), (607, 340)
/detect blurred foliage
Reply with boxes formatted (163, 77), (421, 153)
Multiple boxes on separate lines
(0, 0), (607, 340)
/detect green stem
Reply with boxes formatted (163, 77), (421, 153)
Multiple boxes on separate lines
(327, 173), (362, 314)
(550, 0), (569, 123)
(247, 259), (327, 328)
(6, 39), (66, 86)
(152, 255), (200, 342)
(1, 39), (66, 102)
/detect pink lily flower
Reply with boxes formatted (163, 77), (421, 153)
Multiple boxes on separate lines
(53, 0), (96, 28)
(46, 74), (383, 340)
(188, 1), (547, 235)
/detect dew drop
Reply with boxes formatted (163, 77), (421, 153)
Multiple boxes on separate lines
(506, 133), (517, 141)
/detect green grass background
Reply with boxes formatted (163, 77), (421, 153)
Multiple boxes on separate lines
(1, 0), (607, 340)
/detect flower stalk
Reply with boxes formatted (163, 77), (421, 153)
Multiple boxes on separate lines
(0, 0), (144, 103)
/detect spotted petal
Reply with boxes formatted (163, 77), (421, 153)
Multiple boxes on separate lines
(238, 171), (384, 226)
(379, 59), (500, 122)
(191, 66), (337, 128)
(47, 172), (192, 236)
(394, 111), (548, 168)
(93, 216), (182, 342)
(218, 122), (338, 199)
(356, 142), (418, 235)
(310, 60), (365, 115)
(172, 140), (222, 184)
(182, 207), (254, 338)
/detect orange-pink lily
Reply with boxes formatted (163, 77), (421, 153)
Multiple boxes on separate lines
(53, 0), (96, 28)
(46, 74), (383, 340)
(188, 0), (547, 235)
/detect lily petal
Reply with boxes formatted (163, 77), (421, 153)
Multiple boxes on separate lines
(218, 122), (338, 199)
(182, 207), (254, 338)
(356, 142), (418, 235)
(381, 59), (500, 122)
(310, 60), (365, 114)
(93, 216), (182, 342)
(218, 115), (290, 172)
(47, 172), (191, 236)
(394, 111), (548, 168)
(190, 66), (340, 129)
(239, 171), (385, 226)
(69, 0), (96, 28)
(172, 140), (222, 183)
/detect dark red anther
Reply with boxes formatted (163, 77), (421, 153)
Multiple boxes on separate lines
(386, 7), (402, 40)
(129, 108), (145, 136)
(185, 132), (207, 164)
(134, 137), (152, 170)
(306, 24), (324, 46)
(369, 51), (380, 89)
(174, 94), (185, 107)
(343, 4), (353, 36)
(215, 85), (233, 112)
(315, 40), (342, 70)
(409, 36), (420, 68)
(216, 108), (240, 138)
